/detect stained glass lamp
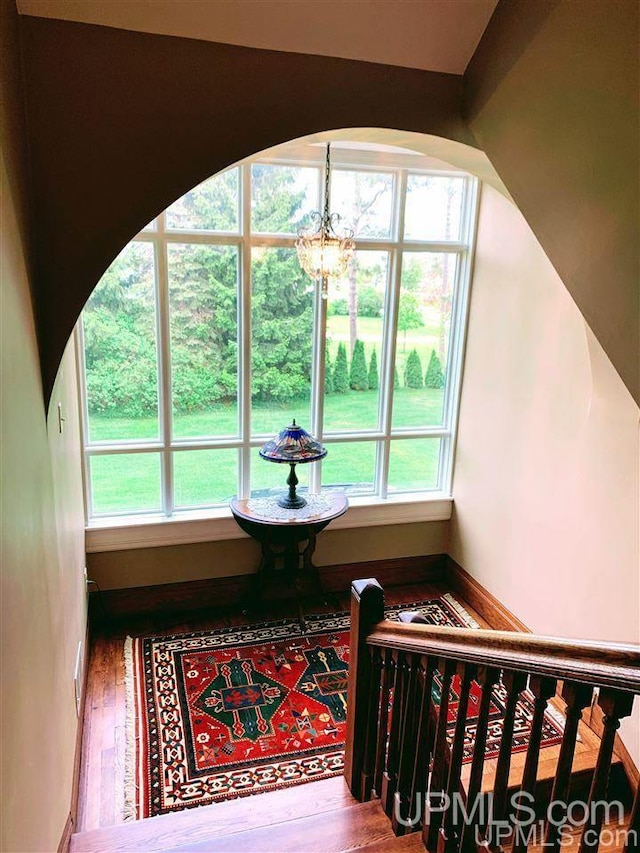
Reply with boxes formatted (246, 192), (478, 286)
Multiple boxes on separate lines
(259, 420), (327, 509)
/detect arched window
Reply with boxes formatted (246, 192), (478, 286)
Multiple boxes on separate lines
(78, 140), (478, 525)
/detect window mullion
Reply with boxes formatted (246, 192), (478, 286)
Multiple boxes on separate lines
(377, 168), (407, 498)
(440, 177), (481, 494)
(309, 279), (327, 494)
(238, 163), (252, 499)
(155, 215), (174, 517)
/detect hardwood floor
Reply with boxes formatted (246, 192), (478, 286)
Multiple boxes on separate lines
(77, 580), (483, 832)
(76, 579), (625, 836)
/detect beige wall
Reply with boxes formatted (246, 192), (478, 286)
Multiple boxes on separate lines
(88, 521), (450, 589)
(465, 0), (639, 404)
(450, 184), (640, 760)
(1, 1), (87, 848)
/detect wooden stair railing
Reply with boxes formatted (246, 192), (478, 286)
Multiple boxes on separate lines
(344, 579), (640, 853)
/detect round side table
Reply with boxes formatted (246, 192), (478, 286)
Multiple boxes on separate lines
(230, 492), (348, 627)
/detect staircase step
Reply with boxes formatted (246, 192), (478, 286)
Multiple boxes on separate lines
(70, 776), (355, 853)
(352, 832), (426, 852)
(526, 811), (632, 853)
(165, 800), (395, 852)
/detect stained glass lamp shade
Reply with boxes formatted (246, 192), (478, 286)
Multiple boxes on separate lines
(259, 420), (327, 509)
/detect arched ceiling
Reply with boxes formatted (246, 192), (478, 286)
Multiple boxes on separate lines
(17, 0), (498, 75)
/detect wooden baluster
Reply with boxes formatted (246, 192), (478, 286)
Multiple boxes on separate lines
(360, 645), (384, 801)
(622, 782), (639, 853)
(423, 658), (457, 852)
(578, 688), (635, 853)
(392, 652), (422, 834)
(409, 654), (438, 828)
(485, 670), (528, 853)
(382, 650), (408, 816)
(439, 662), (477, 852)
(544, 682), (594, 853)
(344, 578), (384, 799)
(373, 648), (393, 798)
(511, 675), (557, 853)
(460, 666), (501, 853)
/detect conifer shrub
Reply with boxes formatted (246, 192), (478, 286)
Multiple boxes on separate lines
(349, 339), (369, 391)
(333, 342), (350, 393)
(425, 350), (445, 389)
(368, 347), (379, 391)
(404, 349), (424, 388)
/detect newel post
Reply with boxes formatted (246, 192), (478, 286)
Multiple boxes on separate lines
(344, 578), (384, 799)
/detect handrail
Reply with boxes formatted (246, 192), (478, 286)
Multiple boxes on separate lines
(344, 579), (640, 853)
(366, 620), (640, 692)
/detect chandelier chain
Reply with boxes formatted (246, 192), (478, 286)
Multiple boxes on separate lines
(323, 143), (332, 224)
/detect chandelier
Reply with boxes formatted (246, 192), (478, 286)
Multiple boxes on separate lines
(295, 143), (355, 298)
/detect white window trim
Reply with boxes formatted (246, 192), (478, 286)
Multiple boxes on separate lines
(77, 143), (479, 543)
(85, 494), (453, 553)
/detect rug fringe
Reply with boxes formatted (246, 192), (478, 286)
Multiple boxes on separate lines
(442, 592), (481, 629)
(123, 636), (138, 822)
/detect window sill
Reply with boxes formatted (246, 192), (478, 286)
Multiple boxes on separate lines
(85, 494), (453, 553)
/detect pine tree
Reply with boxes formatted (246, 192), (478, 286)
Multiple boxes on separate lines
(368, 347), (379, 391)
(349, 339), (369, 391)
(394, 365), (400, 389)
(425, 350), (445, 389)
(324, 345), (334, 394)
(404, 349), (424, 388)
(333, 342), (349, 393)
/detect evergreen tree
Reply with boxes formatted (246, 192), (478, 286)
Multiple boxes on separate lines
(324, 345), (334, 394)
(404, 349), (424, 388)
(349, 339), (369, 390)
(333, 342), (350, 393)
(368, 347), (379, 391)
(394, 365), (400, 389)
(425, 350), (445, 389)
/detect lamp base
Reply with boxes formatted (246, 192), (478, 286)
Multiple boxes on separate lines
(278, 462), (306, 509)
(277, 493), (307, 509)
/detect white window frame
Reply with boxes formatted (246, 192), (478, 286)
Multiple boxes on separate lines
(78, 144), (479, 551)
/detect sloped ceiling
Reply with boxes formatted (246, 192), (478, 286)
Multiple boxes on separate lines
(16, 0), (498, 75)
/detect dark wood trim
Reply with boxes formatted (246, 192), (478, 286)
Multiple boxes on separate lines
(445, 556), (530, 632)
(586, 703), (640, 790)
(57, 813), (73, 853)
(92, 554), (446, 620)
(321, 555), (445, 593)
(366, 620), (640, 692)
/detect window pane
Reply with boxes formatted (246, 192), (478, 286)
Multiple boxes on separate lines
(83, 242), (159, 442)
(166, 169), (239, 232)
(321, 441), (376, 496)
(329, 170), (393, 239)
(250, 454), (310, 499)
(168, 244), (239, 438)
(392, 252), (456, 429)
(325, 251), (388, 432)
(388, 438), (441, 493)
(173, 449), (238, 508)
(90, 453), (161, 514)
(251, 247), (312, 434)
(404, 175), (464, 242)
(251, 164), (318, 234)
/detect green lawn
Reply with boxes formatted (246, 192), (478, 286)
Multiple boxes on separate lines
(326, 314), (443, 377)
(88, 388), (444, 514)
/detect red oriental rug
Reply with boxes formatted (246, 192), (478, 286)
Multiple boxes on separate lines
(124, 594), (565, 819)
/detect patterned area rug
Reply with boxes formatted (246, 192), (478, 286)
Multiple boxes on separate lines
(124, 594), (565, 819)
